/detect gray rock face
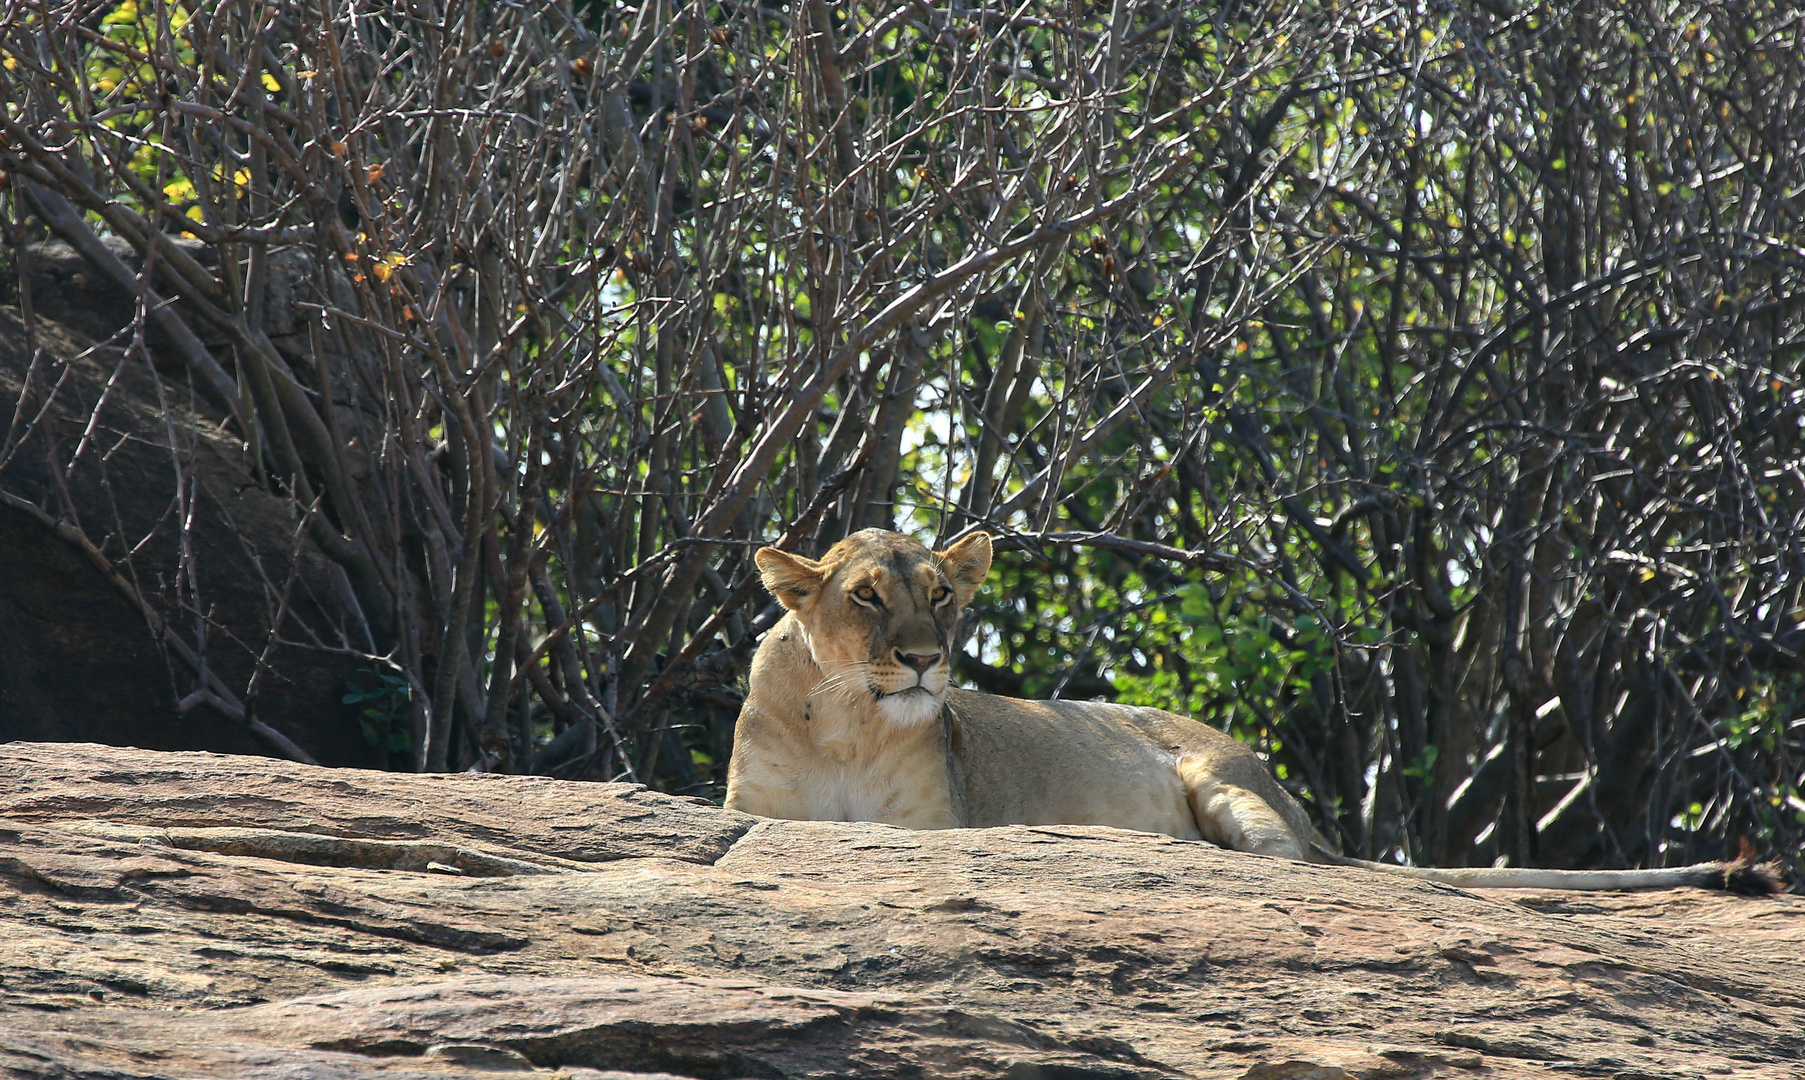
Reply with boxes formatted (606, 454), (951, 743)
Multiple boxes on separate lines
(0, 286), (374, 765)
(0, 742), (1800, 1079)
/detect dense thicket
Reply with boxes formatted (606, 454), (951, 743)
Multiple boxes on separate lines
(2, 0), (1800, 881)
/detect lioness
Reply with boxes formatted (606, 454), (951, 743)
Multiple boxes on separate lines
(725, 529), (1780, 894)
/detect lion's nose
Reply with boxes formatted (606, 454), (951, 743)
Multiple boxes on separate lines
(896, 650), (941, 674)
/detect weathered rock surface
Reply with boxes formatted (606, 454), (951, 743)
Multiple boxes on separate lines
(1, 262), (372, 765)
(0, 742), (1799, 1080)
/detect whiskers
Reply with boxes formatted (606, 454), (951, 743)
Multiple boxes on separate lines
(811, 659), (877, 703)
(811, 658), (944, 730)
(812, 657), (938, 703)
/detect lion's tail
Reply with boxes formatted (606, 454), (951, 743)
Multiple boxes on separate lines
(1307, 840), (1784, 896)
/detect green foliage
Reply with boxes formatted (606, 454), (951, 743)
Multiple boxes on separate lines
(5, 0), (1799, 885)
(343, 671), (413, 761)
(1114, 579), (1332, 742)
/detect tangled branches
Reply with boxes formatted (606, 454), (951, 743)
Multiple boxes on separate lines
(2, 0), (1800, 880)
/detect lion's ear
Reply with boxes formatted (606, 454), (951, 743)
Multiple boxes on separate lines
(935, 532), (992, 603)
(756, 547), (828, 611)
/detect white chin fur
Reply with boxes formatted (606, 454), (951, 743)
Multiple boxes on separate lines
(876, 690), (944, 727)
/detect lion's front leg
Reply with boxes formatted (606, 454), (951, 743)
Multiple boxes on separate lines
(724, 751), (819, 821)
(723, 778), (813, 821)
(875, 793), (963, 830)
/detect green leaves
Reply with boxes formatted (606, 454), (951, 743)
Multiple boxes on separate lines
(1114, 574), (1331, 741)
(1178, 582), (1213, 625)
(344, 671), (413, 757)
(1400, 746), (1439, 781)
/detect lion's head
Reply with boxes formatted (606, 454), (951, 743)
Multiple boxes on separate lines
(755, 529), (992, 726)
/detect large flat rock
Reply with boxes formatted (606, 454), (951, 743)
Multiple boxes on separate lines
(0, 742), (752, 864)
(0, 742), (1799, 1079)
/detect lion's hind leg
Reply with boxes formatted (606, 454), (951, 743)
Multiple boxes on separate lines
(1177, 756), (1306, 861)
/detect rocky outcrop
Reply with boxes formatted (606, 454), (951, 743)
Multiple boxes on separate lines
(0, 249), (372, 764)
(0, 741), (1799, 1079)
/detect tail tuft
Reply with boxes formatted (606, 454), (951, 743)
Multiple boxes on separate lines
(1717, 838), (1786, 896)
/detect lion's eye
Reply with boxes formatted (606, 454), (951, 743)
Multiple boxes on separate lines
(852, 585), (881, 607)
(932, 586), (952, 606)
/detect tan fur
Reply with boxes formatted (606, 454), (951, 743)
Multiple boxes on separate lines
(726, 530), (1782, 894)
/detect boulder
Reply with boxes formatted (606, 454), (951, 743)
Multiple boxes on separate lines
(0, 741), (1799, 1079)
(0, 248), (372, 764)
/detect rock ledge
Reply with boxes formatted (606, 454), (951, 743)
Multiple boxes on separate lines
(1, 742), (1799, 1079)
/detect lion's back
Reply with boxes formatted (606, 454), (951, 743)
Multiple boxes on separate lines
(946, 688), (1211, 837)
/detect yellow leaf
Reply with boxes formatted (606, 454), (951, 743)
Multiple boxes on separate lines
(261, 72), (281, 92)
